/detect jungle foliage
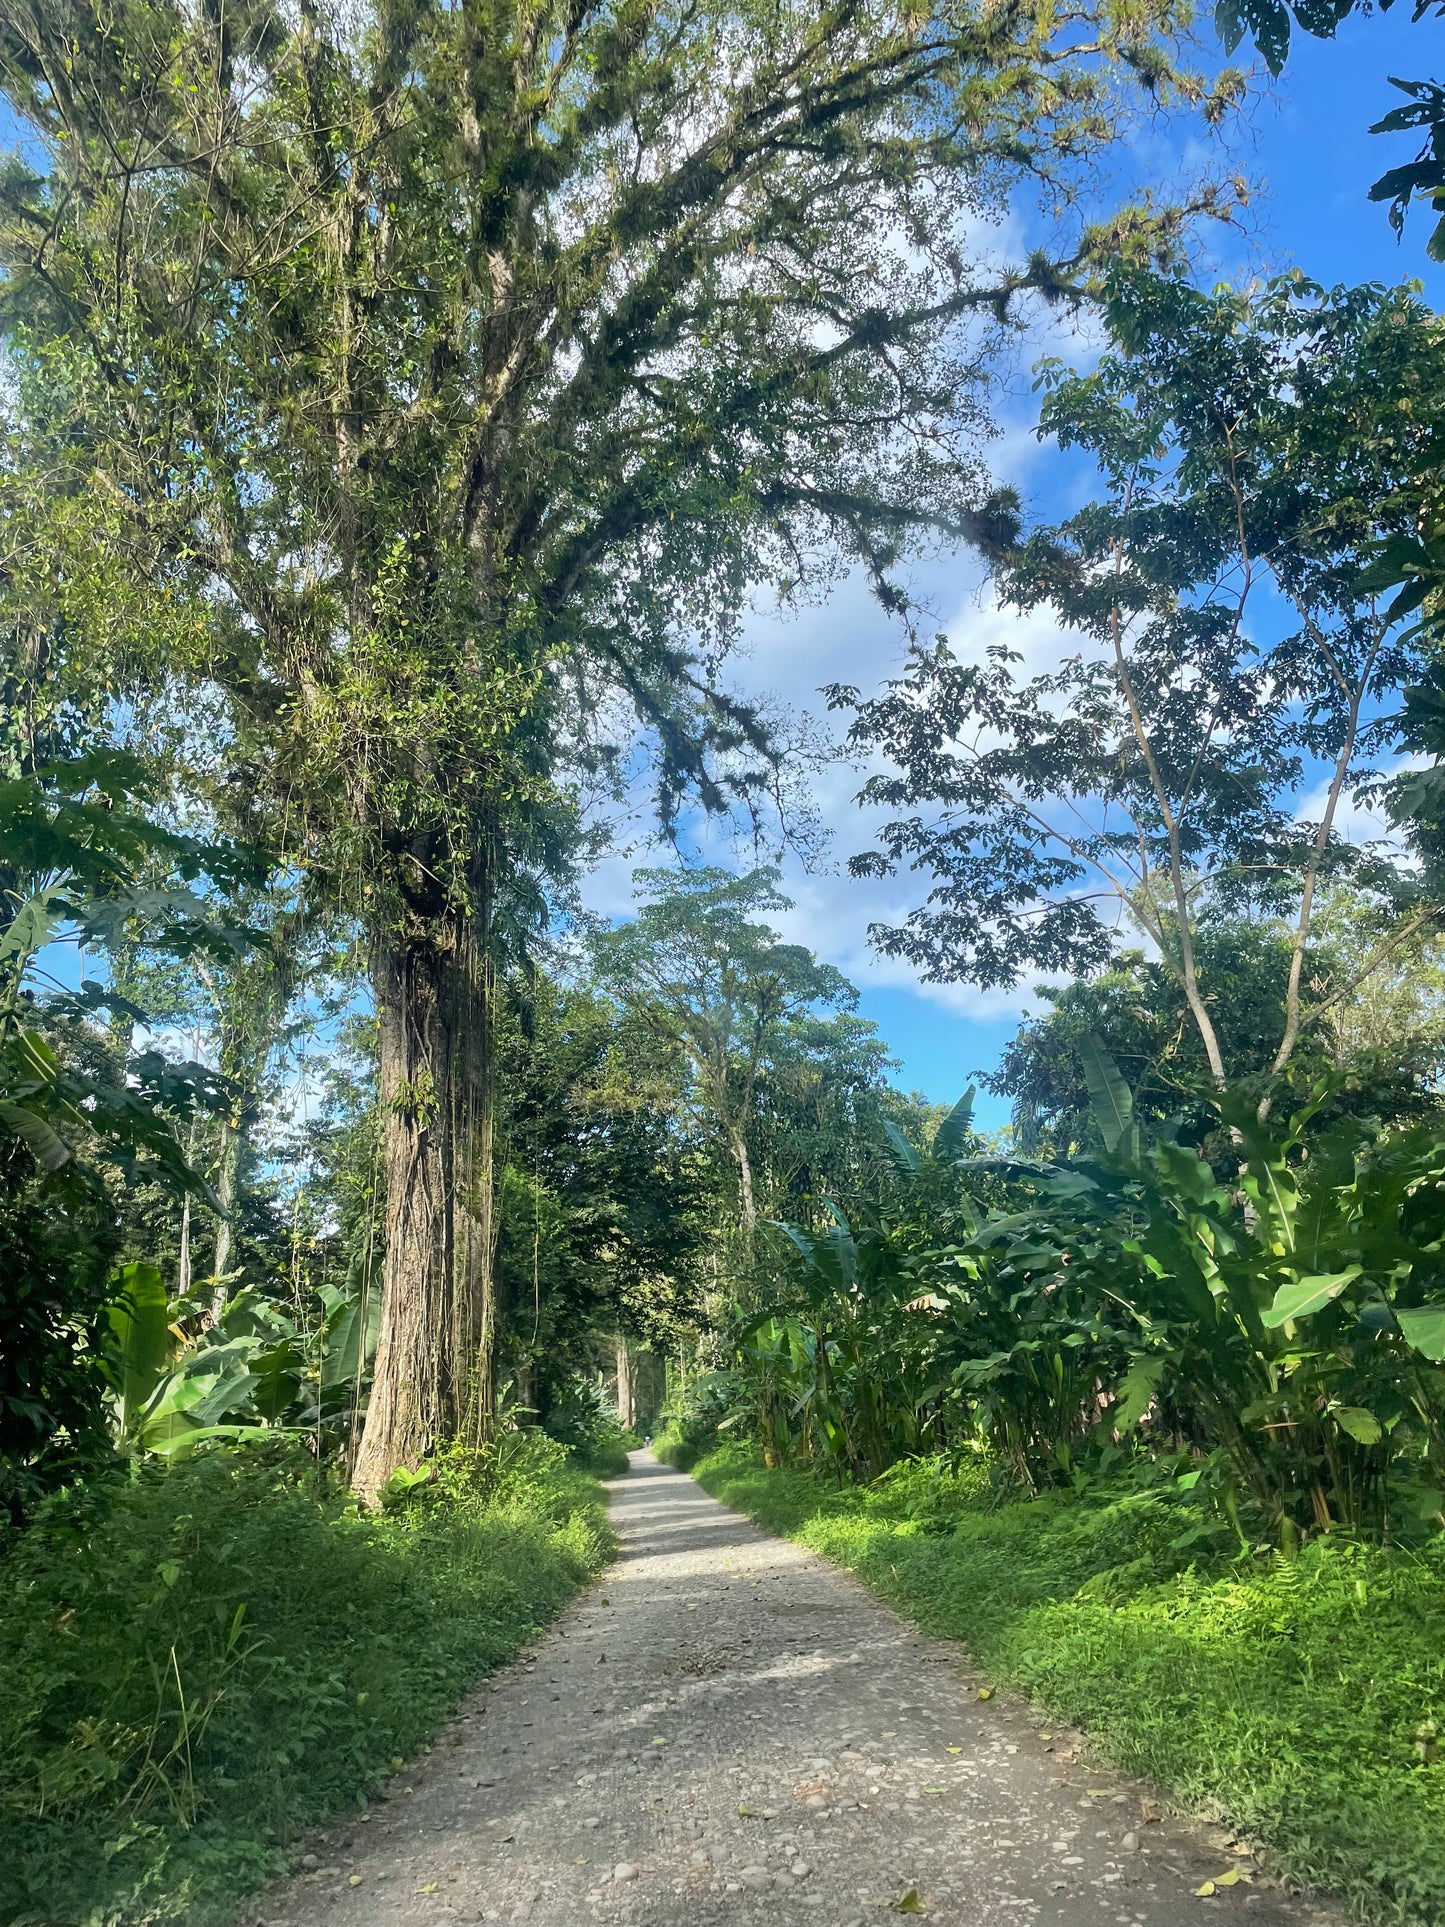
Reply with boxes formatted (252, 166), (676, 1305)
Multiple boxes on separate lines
(4, 2), (1445, 1921)
(0, 1436), (610, 1927)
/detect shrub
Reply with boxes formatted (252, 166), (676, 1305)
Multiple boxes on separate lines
(0, 1438), (610, 1927)
(541, 1374), (637, 1476)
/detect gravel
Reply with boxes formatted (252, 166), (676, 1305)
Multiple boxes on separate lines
(245, 1452), (1343, 1927)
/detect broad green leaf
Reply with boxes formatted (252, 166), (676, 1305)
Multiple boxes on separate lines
(1333, 1406), (1383, 1446)
(933, 1087), (976, 1161)
(0, 885), (66, 976)
(150, 1422), (292, 1460)
(1397, 1304), (1445, 1362)
(107, 1263), (175, 1434)
(1078, 1033), (1132, 1153)
(1261, 1268), (1361, 1328)
(0, 1099), (72, 1171)
(381, 1463), (435, 1510)
(250, 1339), (303, 1420)
(882, 1119), (920, 1177)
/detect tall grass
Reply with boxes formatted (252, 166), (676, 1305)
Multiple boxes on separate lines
(0, 1440), (611, 1927)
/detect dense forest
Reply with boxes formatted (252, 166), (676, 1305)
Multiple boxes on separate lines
(4, 0), (1445, 1920)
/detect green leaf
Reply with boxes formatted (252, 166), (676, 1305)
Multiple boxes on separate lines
(1213, 0), (1245, 54)
(0, 1098), (72, 1171)
(380, 1463), (435, 1511)
(1078, 1033), (1132, 1153)
(0, 885), (67, 977)
(933, 1087), (976, 1161)
(1397, 1304), (1445, 1361)
(106, 1263), (176, 1434)
(150, 1422), (290, 1461)
(1113, 1355), (1166, 1432)
(1261, 1268), (1362, 1328)
(1333, 1406), (1383, 1446)
(882, 1119), (920, 1177)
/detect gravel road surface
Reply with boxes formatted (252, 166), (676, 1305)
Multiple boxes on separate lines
(249, 1452), (1340, 1927)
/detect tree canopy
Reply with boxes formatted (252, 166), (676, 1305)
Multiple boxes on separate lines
(841, 268), (1445, 1092)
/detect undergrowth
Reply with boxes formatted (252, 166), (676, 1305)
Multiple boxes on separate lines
(0, 1437), (611, 1927)
(690, 1443), (1445, 1927)
(652, 1425), (706, 1471)
(570, 1437), (631, 1477)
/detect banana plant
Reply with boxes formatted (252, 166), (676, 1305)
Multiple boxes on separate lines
(107, 1263), (178, 1437)
(882, 1085), (978, 1178)
(1024, 1043), (1445, 1537)
(106, 1272), (380, 1459)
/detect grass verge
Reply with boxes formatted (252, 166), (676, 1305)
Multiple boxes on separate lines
(689, 1442), (1445, 1927)
(0, 1437), (611, 1927)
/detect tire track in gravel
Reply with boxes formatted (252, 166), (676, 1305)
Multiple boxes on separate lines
(248, 1452), (1342, 1927)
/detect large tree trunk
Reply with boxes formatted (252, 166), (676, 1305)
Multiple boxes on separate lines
(352, 905), (498, 1505)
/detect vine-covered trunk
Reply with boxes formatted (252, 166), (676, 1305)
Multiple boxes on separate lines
(351, 907), (498, 1505)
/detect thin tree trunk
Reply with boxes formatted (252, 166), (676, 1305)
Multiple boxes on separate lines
(732, 1129), (757, 1233)
(208, 1118), (239, 1322)
(352, 901), (498, 1505)
(1108, 591), (1229, 1088)
(177, 1194), (192, 1300)
(177, 1112), (199, 1302)
(615, 1336), (633, 1431)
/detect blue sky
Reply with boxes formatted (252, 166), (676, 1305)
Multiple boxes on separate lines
(586, 10), (1445, 1129)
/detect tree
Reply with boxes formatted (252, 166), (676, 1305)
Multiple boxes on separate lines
(592, 869), (855, 1233)
(841, 269), (1445, 1104)
(1212, 0), (1445, 256)
(492, 972), (709, 1419)
(751, 1008), (897, 1223)
(0, 0), (1232, 1497)
(989, 897), (1445, 1154)
(110, 887), (327, 1318)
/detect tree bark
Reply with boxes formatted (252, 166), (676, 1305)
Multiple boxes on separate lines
(352, 903), (499, 1505)
(177, 1194), (192, 1300)
(615, 1335), (633, 1432)
(731, 1128), (758, 1234)
(208, 1118), (239, 1322)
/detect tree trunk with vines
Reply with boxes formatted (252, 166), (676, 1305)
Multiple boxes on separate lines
(352, 894), (498, 1505)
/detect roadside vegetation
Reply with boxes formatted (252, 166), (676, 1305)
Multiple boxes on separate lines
(0, 1438), (610, 1927)
(681, 1445), (1445, 1927)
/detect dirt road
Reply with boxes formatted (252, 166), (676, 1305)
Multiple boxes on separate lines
(251, 1452), (1339, 1927)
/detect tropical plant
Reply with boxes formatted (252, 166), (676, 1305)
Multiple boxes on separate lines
(106, 1263), (381, 1463)
(966, 1040), (1445, 1541)
(0, 755), (252, 1185)
(0, 756), (265, 1515)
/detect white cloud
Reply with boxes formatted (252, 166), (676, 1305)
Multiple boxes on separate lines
(1292, 755), (1422, 846)
(571, 293), (1158, 1078)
